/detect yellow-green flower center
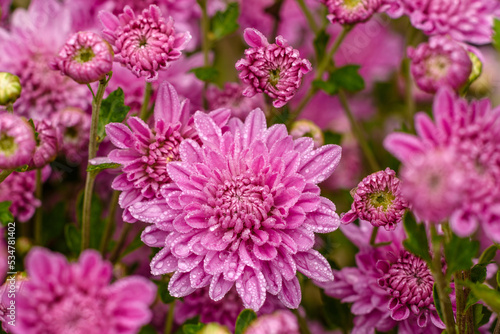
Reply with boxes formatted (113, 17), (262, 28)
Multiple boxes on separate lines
(74, 47), (95, 63)
(344, 0), (363, 8)
(0, 133), (17, 157)
(269, 69), (281, 87)
(369, 191), (395, 211)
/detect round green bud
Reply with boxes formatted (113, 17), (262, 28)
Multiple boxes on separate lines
(0, 72), (22, 106)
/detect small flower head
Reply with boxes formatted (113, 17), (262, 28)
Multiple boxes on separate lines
(50, 31), (113, 84)
(28, 119), (58, 169)
(341, 168), (408, 231)
(51, 107), (91, 164)
(207, 82), (265, 120)
(290, 120), (324, 148)
(408, 36), (472, 94)
(0, 113), (36, 169)
(245, 310), (300, 334)
(320, 0), (387, 25)
(0, 72), (22, 106)
(15, 247), (156, 334)
(236, 28), (312, 108)
(100, 5), (191, 81)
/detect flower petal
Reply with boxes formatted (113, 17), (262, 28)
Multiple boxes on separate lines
(294, 249), (334, 282)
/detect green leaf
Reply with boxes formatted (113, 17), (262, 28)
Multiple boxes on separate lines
(433, 283), (445, 323)
(473, 304), (492, 329)
(330, 65), (365, 93)
(158, 282), (176, 304)
(211, 2), (240, 40)
(465, 290), (480, 311)
(182, 323), (205, 334)
(138, 325), (158, 334)
(76, 192), (104, 250)
(234, 309), (257, 334)
(477, 244), (499, 265)
(190, 67), (219, 83)
(121, 232), (144, 258)
(64, 224), (81, 255)
(98, 88), (131, 142)
(312, 79), (338, 95)
(471, 264), (487, 283)
(497, 270), (500, 289)
(0, 201), (13, 225)
(86, 163), (121, 172)
(463, 281), (500, 314)
(402, 213), (431, 263)
(15, 164), (29, 172)
(444, 234), (478, 277)
(493, 18), (500, 53)
(314, 29), (330, 66)
(323, 130), (342, 145)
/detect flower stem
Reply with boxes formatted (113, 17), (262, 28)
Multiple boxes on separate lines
(369, 226), (379, 246)
(34, 168), (43, 245)
(429, 225), (456, 334)
(139, 82), (153, 120)
(81, 76), (110, 251)
(295, 0), (318, 34)
(164, 299), (176, 334)
(288, 25), (353, 125)
(6, 103), (13, 112)
(292, 309), (311, 334)
(198, 0), (210, 109)
(99, 190), (119, 254)
(338, 89), (380, 172)
(0, 169), (13, 183)
(402, 57), (415, 132)
(109, 223), (132, 263)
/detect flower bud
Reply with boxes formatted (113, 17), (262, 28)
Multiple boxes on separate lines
(0, 72), (22, 106)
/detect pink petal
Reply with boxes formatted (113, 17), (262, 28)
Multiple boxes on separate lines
(150, 247), (178, 276)
(298, 144), (342, 184)
(391, 305), (410, 321)
(169, 272), (196, 297)
(278, 276), (301, 309)
(167, 162), (191, 183)
(154, 81), (181, 124)
(383, 133), (424, 163)
(179, 139), (203, 163)
(303, 197), (340, 233)
(415, 112), (439, 144)
(262, 261), (282, 295)
(209, 273), (234, 301)
(242, 109), (267, 147)
(127, 117), (153, 142)
(99, 10), (120, 32)
(208, 107), (231, 127)
(235, 267), (267, 311)
(141, 225), (168, 247)
(294, 249), (334, 282)
(190, 265), (211, 288)
(105, 123), (134, 149)
(243, 28), (269, 48)
(193, 111), (223, 150)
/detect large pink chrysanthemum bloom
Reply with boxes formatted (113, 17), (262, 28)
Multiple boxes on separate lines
(100, 5), (191, 81)
(0, 0), (90, 120)
(207, 82), (266, 120)
(28, 119), (58, 169)
(11, 248), (156, 334)
(385, 88), (500, 241)
(106, 81), (230, 223)
(51, 31), (113, 84)
(236, 28), (312, 108)
(245, 310), (300, 334)
(319, 0), (397, 25)
(0, 167), (50, 222)
(318, 222), (449, 334)
(341, 168), (408, 231)
(0, 113), (36, 169)
(408, 36), (472, 94)
(51, 107), (91, 165)
(132, 109), (342, 311)
(389, 0), (500, 45)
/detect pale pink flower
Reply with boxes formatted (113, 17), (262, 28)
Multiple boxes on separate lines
(320, 0), (397, 25)
(236, 28), (312, 108)
(133, 109), (341, 311)
(28, 119), (58, 169)
(0, 113), (36, 169)
(207, 82), (265, 120)
(245, 310), (300, 334)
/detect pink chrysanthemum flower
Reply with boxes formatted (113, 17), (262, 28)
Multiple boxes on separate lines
(100, 5), (191, 81)
(28, 119), (58, 169)
(245, 310), (300, 334)
(0, 113), (36, 169)
(236, 28), (312, 108)
(132, 109), (341, 311)
(408, 36), (472, 94)
(341, 168), (408, 231)
(319, 0), (395, 25)
(51, 31), (113, 84)
(0, 0), (90, 120)
(318, 222), (449, 334)
(13, 248), (156, 334)
(207, 82), (265, 120)
(389, 0), (500, 44)
(106, 81), (230, 223)
(51, 107), (91, 164)
(385, 88), (500, 241)
(0, 273), (27, 332)
(0, 168), (49, 222)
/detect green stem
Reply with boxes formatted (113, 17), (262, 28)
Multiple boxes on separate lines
(198, 0), (210, 109)
(338, 90), (380, 172)
(403, 57), (415, 132)
(164, 300), (176, 334)
(295, 0), (318, 34)
(292, 309), (311, 334)
(288, 26), (353, 125)
(369, 226), (379, 246)
(109, 223), (132, 263)
(6, 103), (13, 112)
(139, 82), (153, 120)
(463, 270), (474, 334)
(99, 191), (119, 254)
(81, 76), (110, 251)
(0, 169), (13, 183)
(34, 168), (43, 245)
(430, 225), (457, 334)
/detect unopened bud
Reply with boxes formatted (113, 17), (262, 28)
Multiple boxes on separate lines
(0, 72), (22, 106)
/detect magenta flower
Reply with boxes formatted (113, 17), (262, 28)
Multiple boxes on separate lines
(51, 31), (113, 84)
(318, 222), (448, 334)
(341, 168), (408, 231)
(51, 107), (91, 164)
(320, 0), (396, 25)
(236, 28), (312, 108)
(245, 310), (300, 334)
(100, 5), (191, 81)
(384, 88), (500, 241)
(0, 113), (36, 169)
(106, 81), (230, 223)
(408, 36), (472, 94)
(0, 273), (27, 332)
(28, 119), (58, 169)
(132, 109), (341, 311)
(14, 248), (156, 334)
(390, 0), (500, 44)
(207, 82), (265, 120)
(0, 167), (49, 222)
